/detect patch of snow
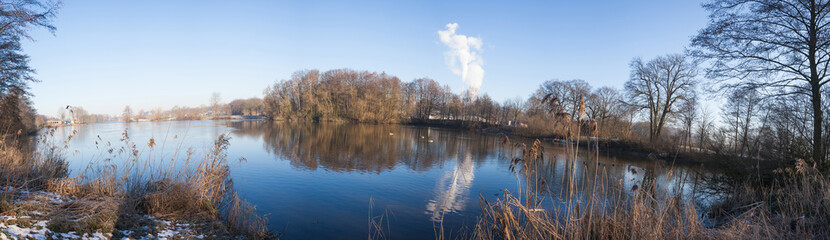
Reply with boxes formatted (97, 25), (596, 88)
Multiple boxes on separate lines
(56, 232), (81, 239)
(81, 232), (110, 239)
(0, 189), (204, 240)
(2, 222), (50, 240)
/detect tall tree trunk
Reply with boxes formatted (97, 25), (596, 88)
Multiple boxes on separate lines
(653, 99), (672, 144)
(809, 4), (826, 167)
(649, 110), (657, 142)
(812, 82), (825, 165)
(741, 100), (752, 158)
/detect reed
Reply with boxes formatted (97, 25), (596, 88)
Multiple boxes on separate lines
(470, 93), (830, 240)
(0, 128), (275, 239)
(0, 129), (69, 191)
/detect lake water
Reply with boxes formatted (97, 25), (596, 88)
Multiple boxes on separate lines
(45, 120), (717, 239)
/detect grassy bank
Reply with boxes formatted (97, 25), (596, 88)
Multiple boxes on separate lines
(0, 129), (275, 239)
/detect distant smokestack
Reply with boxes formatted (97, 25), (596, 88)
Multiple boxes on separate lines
(466, 87), (479, 100)
(438, 23), (484, 97)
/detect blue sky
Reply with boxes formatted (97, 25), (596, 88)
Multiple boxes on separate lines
(23, 0), (708, 116)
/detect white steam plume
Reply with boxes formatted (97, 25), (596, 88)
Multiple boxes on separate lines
(438, 23), (484, 97)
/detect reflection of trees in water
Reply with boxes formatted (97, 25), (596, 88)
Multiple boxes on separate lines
(228, 121), (499, 173)
(231, 121), (499, 224)
(228, 120), (721, 224)
(522, 147), (714, 210)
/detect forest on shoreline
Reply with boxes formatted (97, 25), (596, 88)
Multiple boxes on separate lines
(5, 0), (830, 239)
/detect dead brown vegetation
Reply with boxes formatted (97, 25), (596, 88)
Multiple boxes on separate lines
(0, 128), (275, 239)
(471, 134), (830, 239)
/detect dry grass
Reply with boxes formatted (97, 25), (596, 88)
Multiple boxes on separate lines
(0, 130), (68, 190)
(0, 128), (276, 239)
(470, 137), (830, 239)
(469, 94), (830, 239)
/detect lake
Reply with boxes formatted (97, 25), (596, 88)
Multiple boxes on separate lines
(44, 120), (718, 239)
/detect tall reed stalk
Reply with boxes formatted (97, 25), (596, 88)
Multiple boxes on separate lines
(0, 127), (275, 238)
(470, 92), (830, 240)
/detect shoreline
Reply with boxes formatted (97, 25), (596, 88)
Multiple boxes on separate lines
(401, 119), (728, 168)
(40, 118), (761, 173)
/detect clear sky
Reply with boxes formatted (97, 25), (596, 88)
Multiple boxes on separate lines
(23, 0), (708, 116)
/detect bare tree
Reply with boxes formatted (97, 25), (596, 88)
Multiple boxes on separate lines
(563, 80), (591, 119)
(57, 107), (65, 121)
(70, 106), (87, 123)
(407, 78), (444, 121)
(503, 97), (524, 126)
(136, 109), (147, 120)
(228, 98), (264, 116)
(210, 92), (222, 118)
(587, 86), (622, 137)
(533, 79), (591, 119)
(624, 54), (697, 143)
(122, 106), (133, 122)
(678, 93), (698, 152)
(697, 107), (714, 152)
(722, 87), (762, 157)
(149, 107), (163, 121)
(691, 0), (830, 165)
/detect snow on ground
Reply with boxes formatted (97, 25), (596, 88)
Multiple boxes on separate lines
(0, 189), (204, 240)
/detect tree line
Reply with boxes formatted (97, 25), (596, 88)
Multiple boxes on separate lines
(261, 67), (660, 145)
(0, 0), (60, 135)
(120, 95), (264, 122)
(258, 0), (830, 173)
(5, 0), (830, 173)
(259, 52), (825, 173)
(263, 69), (510, 125)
